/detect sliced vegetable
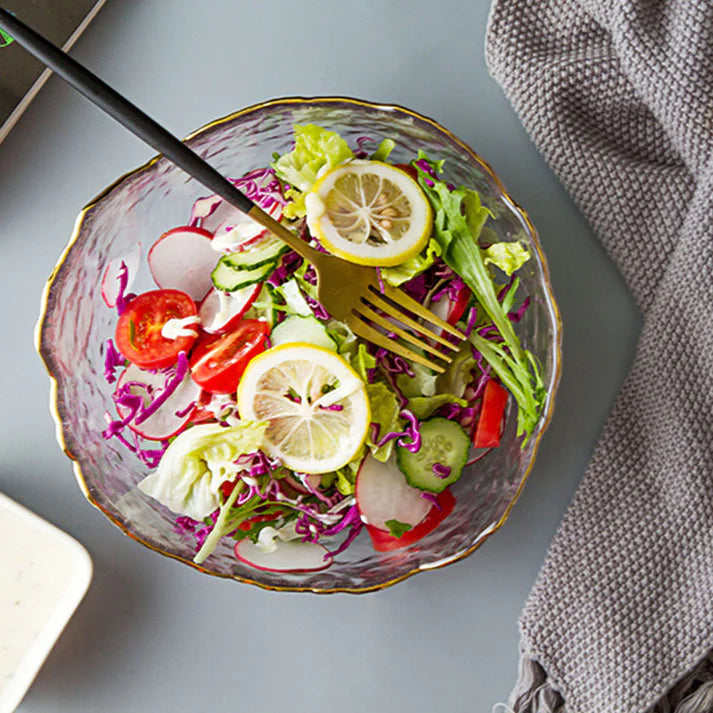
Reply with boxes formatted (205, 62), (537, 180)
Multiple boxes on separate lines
(306, 160), (433, 267)
(211, 257), (275, 292)
(114, 289), (198, 369)
(365, 487), (456, 552)
(395, 417), (469, 493)
(237, 343), (370, 474)
(148, 227), (216, 301)
(223, 238), (290, 270)
(101, 242), (141, 308)
(472, 379), (508, 448)
(235, 537), (333, 572)
(355, 453), (432, 531)
(189, 319), (270, 394)
(198, 284), (261, 334)
(271, 315), (336, 350)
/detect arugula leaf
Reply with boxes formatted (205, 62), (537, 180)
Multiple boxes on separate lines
(385, 519), (413, 538)
(413, 155), (545, 441)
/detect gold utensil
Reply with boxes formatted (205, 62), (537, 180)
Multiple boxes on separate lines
(246, 210), (465, 373)
(0, 8), (465, 372)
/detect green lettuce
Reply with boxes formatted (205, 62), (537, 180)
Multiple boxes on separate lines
(273, 124), (354, 221)
(351, 343), (376, 382)
(407, 393), (468, 420)
(483, 241), (531, 276)
(365, 381), (402, 462)
(413, 155), (545, 441)
(137, 422), (267, 521)
(397, 360), (438, 398)
(381, 238), (442, 287)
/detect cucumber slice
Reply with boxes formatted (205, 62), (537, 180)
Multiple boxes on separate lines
(395, 417), (469, 493)
(271, 315), (336, 350)
(211, 257), (275, 291)
(223, 238), (290, 270)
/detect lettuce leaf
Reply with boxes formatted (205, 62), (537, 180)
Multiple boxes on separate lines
(381, 238), (442, 287)
(483, 241), (531, 276)
(366, 381), (402, 462)
(413, 156), (545, 441)
(407, 393), (468, 420)
(137, 422), (267, 520)
(350, 343), (376, 382)
(276, 278), (312, 316)
(273, 124), (354, 192)
(396, 360), (438, 398)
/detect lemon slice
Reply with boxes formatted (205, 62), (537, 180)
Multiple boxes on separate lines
(305, 160), (433, 266)
(237, 343), (370, 474)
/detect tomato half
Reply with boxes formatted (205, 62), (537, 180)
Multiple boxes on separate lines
(365, 488), (456, 552)
(189, 319), (270, 394)
(114, 289), (197, 369)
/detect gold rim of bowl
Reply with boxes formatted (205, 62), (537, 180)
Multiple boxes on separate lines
(35, 95), (563, 594)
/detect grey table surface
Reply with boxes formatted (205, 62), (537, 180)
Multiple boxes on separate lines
(0, 2), (641, 712)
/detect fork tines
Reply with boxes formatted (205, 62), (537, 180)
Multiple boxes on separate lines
(347, 284), (466, 374)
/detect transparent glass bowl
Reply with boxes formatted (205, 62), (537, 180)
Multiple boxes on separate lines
(37, 97), (562, 593)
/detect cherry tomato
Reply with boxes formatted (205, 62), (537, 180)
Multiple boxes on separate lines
(365, 488), (456, 552)
(189, 319), (270, 394)
(114, 289), (197, 369)
(472, 379), (509, 449)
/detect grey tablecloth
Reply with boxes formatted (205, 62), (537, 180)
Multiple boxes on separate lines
(486, 2), (713, 712)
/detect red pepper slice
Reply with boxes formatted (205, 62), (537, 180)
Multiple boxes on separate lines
(472, 379), (509, 449)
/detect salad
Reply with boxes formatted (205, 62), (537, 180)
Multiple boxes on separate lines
(100, 125), (545, 573)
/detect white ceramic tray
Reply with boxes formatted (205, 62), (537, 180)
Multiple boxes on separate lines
(0, 492), (92, 713)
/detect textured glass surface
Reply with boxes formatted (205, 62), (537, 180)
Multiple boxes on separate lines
(38, 98), (561, 593)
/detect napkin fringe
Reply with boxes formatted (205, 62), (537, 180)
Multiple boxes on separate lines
(507, 655), (564, 713)
(507, 651), (713, 713)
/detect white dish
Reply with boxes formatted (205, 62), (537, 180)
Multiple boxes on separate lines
(0, 492), (92, 713)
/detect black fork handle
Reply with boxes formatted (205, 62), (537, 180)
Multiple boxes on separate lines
(0, 7), (254, 215)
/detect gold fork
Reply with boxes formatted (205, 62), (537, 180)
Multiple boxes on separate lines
(0, 9), (465, 373)
(248, 209), (465, 373)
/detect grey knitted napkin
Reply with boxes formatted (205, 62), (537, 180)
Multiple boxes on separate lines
(485, 2), (713, 712)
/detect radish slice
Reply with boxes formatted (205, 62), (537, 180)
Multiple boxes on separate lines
(115, 363), (201, 440)
(101, 242), (142, 308)
(148, 227), (216, 301)
(235, 538), (333, 572)
(355, 454), (431, 531)
(282, 472), (323, 495)
(210, 201), (282, 253)
(198, 284), (261, 334)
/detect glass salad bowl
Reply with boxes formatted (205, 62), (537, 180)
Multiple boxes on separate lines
(37, 97), (562, 593)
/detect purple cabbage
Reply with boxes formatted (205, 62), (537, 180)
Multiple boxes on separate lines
(103, 339), (125, 384)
